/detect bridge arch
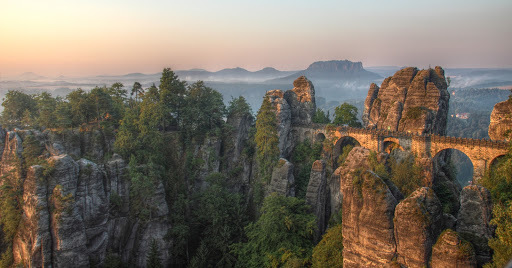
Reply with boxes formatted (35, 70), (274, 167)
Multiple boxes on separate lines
(433, 148), (474, 186)
(333, 136), (361, 169)
(490, 153), (507, 168)
(315, 132), (326, 143)
(383, 137), (404, 154)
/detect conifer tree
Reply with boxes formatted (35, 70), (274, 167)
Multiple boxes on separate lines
(146, 239), (162, 268)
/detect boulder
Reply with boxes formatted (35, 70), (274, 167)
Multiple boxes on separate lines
(431, 229), (477, 268)
(267, 158), (295, 197)
(394, 187), (444, 268)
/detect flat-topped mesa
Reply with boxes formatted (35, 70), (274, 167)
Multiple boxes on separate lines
(363, 66), (450, 135)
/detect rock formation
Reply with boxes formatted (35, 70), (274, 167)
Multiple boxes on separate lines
(363, 66), (450, 135)
(305, 160), (327, 241)
(457, 185), (493, 266)
(267, 158), (295, 197)
(394, 187), (444, 268)
(284, 76), (316, 126)
(488, 98), (512, 141)
(431, 229), (477, 268)
(1, 130), (172, 267)
(338, 147), (399, 267)
(262, 76), (316, 158)
(265, 89), (292, 157)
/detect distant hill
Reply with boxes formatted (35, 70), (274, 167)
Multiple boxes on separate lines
(15, 72), (47, 81)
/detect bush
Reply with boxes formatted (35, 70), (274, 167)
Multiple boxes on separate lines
(312, 224), (343, 268)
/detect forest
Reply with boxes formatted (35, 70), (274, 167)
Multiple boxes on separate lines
(0, 69), (510, 267)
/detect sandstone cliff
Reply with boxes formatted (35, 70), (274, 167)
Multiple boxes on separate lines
(337, 147), (399, 267)
(1, 130), (172, 267)
(262, 76), (316, 158)
(431, 229), (477, 268)
(336, 147), (489, 268)
(363, 66), (450, 135)
(488, 98), (512, 141)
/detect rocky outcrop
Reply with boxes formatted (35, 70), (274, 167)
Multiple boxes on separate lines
(261, 76), (316, 158)
(305, 160), (327, 241)
(488, 99), (512, 141)
(363, 66), (450, 135)
(265, 90), (292, 157)
(394, 187), (444, 268)
(4, 128), (172, 267)
(267, 158), (295, 197)
(431, 229), (477, 268)
(224, 110), (254, 191)
(338, 147), (399, 267)
(284, 76), (316, 126)
(456, 185), (493, 267)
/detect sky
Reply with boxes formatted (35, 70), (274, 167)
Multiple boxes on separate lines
(1, 0), (512, 77)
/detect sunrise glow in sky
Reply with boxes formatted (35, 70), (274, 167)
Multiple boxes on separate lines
(1, 0), (511, 77)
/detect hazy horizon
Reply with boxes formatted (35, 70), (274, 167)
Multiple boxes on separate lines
(1, 0), (511, 78)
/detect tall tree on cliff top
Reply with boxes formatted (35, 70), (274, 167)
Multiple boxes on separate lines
(182, 81), (226, 140)
(159, 68), (187, 129)
(255, 96), (279, 182)
(1, 90), (37, 129)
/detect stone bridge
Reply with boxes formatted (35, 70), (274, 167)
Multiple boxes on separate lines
(292, 124), (509, 181)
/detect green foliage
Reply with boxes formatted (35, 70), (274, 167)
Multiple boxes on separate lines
(35, 92), (58, 129)
(312, 108), (330, 124)
(333, 103), (361, 127)
(485, 202), (512, 268)
(1, 90), (37, 129)
(368, 151), (389, 181)
(405, 106), (426, 120)
(103, 252), (125, 268)
(227, 96), (253, 118)
(292, 140), (323, 199)
(337, 144), (354, 166)
(233, 193), (316, 268)
(190, 173), (247, 267)
(22, 134), (44, 167)
(159, 67), (187, 128)
(480, 153), (512, 204)
(146, 239), (163, 268)
(0, 246), (13, 268)
(128, 156), (162, 221)
(312, 224), (343, 268)
(182, 81), (226, 140)
(255, 97), (279, 183)
(388, 154), (422, 197)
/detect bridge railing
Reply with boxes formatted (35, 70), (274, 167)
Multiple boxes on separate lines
(295, 124), (510, 150)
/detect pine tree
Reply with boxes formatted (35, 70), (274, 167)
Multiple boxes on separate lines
(146, 239), (162, 268)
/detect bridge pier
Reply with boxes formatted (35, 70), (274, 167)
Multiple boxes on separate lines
(472, 159), (487, 183)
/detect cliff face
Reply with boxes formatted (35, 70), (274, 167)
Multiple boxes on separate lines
(263, 76), (316, 158)
(488, 99), (512, 141)
(338, 147), (399, 267)
(0, 130), (173, 267)
(363, 66), (450, 135)
(336, 147), (489, 268)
